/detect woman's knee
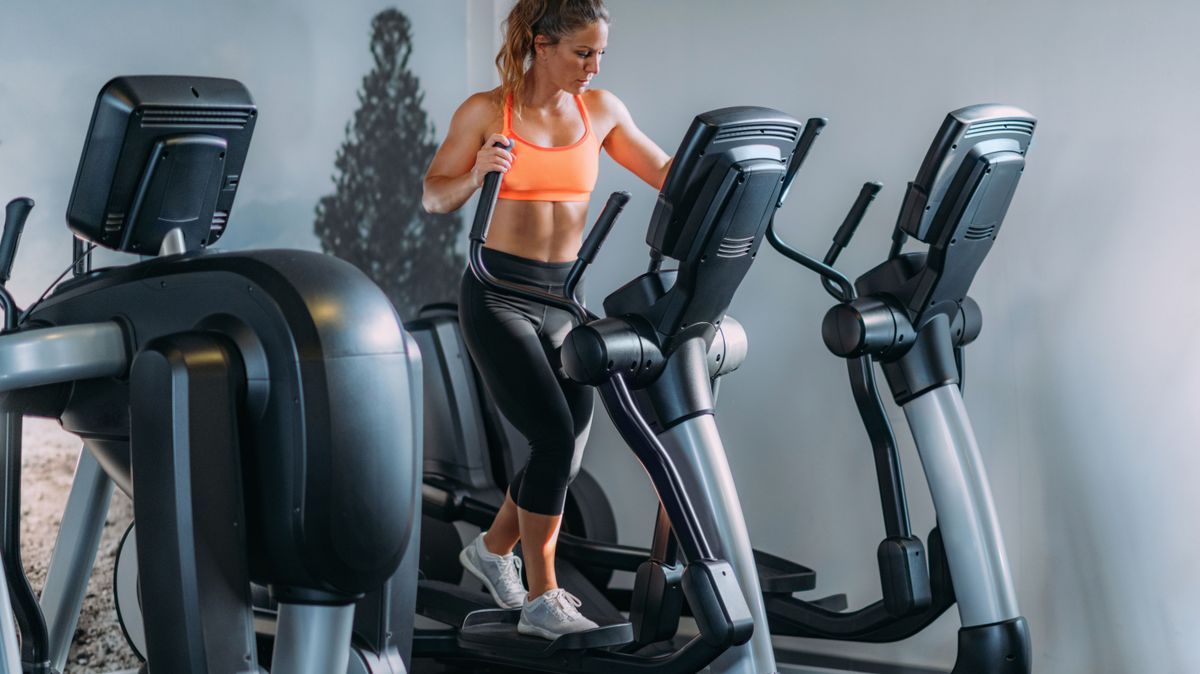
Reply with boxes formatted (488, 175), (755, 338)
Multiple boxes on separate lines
(527, 432), (581, 481)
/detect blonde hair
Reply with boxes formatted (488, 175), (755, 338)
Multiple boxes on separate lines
(495, 0), (609, 112)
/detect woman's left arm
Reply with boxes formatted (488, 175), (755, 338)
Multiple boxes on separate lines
(594, 90), (672, 189)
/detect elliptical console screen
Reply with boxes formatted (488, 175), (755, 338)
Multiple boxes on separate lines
(897, 104), (1035, 243)
(646, 107), (802, 262)
(66, 76), (257, 255)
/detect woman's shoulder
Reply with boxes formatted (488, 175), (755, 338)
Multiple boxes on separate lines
(443, 89), (506, 140)
(457, 88), (505, 120)
(582, 89), (633, 138)
(582, 88), (624, 111)
(582, 88), (632, 123)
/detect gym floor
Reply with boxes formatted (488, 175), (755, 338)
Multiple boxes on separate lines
(413, 662), (941, 674)
(410, 598), (947, 674)
(411, 642), (948, 674)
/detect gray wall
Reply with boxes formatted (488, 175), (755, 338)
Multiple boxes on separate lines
(0, 0), (468, 303)
(480, 0), (1195, 671)
(3, 1), (1196, 672)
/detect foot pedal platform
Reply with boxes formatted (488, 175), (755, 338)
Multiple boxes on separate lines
(417, 580), (495, 628)
(754, 549), (818, 594)
(459, 608), (633, 655)
(809, 593), (849, 612)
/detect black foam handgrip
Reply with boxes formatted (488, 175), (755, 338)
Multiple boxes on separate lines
(1, 198), (34, 284)
(832, 181), (883, 249)
(468, 140), (512, 244)
(578, 191), (630, 263)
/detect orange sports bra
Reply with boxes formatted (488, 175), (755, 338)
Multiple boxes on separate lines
(498, 92), (601, 202)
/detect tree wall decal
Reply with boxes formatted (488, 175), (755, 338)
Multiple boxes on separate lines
(315, 8), (464, 320)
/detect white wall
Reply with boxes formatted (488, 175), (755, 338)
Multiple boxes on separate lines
(515, 1), (1199, 672)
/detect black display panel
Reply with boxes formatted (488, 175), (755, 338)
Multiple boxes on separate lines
(66, 76), (256, 254)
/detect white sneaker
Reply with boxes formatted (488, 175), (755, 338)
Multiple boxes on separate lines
(517, 588), (599, 640)
(459, 532), (527, 609)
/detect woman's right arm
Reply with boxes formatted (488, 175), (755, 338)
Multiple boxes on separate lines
(422, 93), (512, 214)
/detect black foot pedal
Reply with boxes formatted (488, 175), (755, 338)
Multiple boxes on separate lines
(809, 593), (849, 612)
(459, 608), (633, 655)
(754, 549), (818, 594)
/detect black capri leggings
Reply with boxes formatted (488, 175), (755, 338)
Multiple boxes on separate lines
(459, 248), (593, 516)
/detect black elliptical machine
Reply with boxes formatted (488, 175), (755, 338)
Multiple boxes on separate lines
(414, 106), (815, 674)
(762, 105), (1036, 673)
(0, 76), (423, 674)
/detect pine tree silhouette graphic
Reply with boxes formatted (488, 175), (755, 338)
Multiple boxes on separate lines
(315, 9), (464, 320)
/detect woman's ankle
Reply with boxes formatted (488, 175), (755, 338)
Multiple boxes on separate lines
(525, 583), (558, 601)
(481, 529), (516, 556)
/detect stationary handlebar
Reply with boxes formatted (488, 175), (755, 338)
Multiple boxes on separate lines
(466, 140), (630, 326)
(0, 198), (34, 331)
(565, 190), (630, 302)
(766, 117), (874, 303)
(468, 141), (511, 245)
(577, 191), (629, 264)
(760, 119), (912, 545)
(1, 199), (33, 286)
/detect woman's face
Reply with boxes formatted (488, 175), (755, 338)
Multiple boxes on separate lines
(535, 21), (608, 95)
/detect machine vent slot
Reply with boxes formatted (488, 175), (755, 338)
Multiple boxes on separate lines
(104, 212), (124, 232)
(713, 124), (798, 144)
(210, 210), (229, 234)
(716, 235), (754, 258)
(963, 119), (1034, 139)
(964, 223), (996, 240)
(141, 107), (252, 129)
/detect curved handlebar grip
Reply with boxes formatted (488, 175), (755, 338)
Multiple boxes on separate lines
(468, 140), (513, 244)
(830, 181), (884, 255)
(778, 117), (828, 207)
(578, 191), (630, 263)
(1, 198), (35, 285)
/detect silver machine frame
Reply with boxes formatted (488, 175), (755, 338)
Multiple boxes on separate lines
(903, 384), (1020, 628)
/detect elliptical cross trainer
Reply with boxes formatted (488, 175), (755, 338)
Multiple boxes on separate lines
(0, 75), (424, 674)
(764, 104), (1035, 673)
(414, 106), (816, 674)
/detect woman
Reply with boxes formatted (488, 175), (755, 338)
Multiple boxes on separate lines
(422, 0), (671, 641)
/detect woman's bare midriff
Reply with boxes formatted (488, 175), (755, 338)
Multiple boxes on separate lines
(484, 199), (591, 263)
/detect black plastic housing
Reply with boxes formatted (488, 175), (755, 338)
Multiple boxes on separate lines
(649, 107), (800, 259)
(681, 560), (754, 648)
(890, 105), (1034, 327)
(952, 618), (1031, 674)
(28, 249), (419, 596)
(897, 105), (1034, 243)
(561, 316), (664, 386)
(630, 560), (685, 644)
(66, 76), (256, 253)
(635, 107), (801, 343)
(876, 536), (931, 616)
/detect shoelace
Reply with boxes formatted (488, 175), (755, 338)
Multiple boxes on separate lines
(544, 589), (585, 622)
(497, 555), (524, 592)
